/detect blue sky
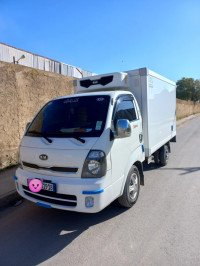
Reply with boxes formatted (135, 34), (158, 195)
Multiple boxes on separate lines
(0, 0), (200, 82)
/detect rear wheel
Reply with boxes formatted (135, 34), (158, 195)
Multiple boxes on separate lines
(118, 165), (140, 208)
(154, 150), (160, 165)
(160, 145), (169, 166)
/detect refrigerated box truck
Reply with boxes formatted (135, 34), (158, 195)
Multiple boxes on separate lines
(15, 68), (176, 213)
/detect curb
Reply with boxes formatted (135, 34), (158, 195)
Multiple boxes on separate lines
(177, 113), (200, 128)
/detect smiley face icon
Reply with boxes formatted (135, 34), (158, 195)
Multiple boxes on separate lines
(28, 179), (43, 193)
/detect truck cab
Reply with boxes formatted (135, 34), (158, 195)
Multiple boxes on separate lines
(15, 72), (145, 213)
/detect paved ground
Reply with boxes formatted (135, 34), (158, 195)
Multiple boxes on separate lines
(0, 115), (200, 266)
(0, 166), (19, 209)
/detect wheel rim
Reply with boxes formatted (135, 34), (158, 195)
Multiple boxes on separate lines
(129, 172), (138, 200)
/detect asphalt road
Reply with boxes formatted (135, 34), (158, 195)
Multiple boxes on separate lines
(0, 116), (200, 266)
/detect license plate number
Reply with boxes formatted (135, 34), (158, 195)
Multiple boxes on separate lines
(42, 182), (56, 192)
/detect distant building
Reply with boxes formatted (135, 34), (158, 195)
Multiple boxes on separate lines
(0, 42), (94, 78)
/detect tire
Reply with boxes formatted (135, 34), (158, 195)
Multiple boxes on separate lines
(160, 145), (169, 166)
(118, 165), (140, 208)
(154, 150), (160, 165)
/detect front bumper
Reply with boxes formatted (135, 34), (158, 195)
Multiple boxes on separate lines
(15, 168), (113, 213)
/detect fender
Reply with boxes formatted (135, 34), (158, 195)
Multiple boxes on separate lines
(119, 145), (145, 196)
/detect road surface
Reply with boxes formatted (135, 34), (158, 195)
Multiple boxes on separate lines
(0, 116), (200, 266)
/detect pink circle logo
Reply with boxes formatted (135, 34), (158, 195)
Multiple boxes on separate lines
(28, 179), (43, 193)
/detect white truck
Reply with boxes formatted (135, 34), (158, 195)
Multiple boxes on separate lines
(15, 68), (176, 213)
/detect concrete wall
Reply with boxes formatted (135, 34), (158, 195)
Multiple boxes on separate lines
(176, 99), (200, 119)
(0, 42), (95, 78)
(0, 61), (75, 169)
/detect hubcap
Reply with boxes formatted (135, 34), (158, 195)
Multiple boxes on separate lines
(129, 173), (138, 200)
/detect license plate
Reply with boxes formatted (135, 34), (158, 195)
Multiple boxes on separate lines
(42, 182), (56, 192)
(27, 179), (56, 192)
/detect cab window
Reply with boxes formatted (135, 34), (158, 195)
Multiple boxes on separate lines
(114, 99), (137, 126)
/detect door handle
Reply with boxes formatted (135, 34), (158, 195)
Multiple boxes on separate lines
(139, 133), (143, 143)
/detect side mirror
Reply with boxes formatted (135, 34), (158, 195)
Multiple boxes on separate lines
(26, 122), (31, 130)
(115, 119), (131, 138)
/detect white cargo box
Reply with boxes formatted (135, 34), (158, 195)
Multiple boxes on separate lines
(75, 68), (176, 158)
(126, 68), (176, 157)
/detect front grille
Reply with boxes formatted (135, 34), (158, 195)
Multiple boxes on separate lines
(22, 185), (77, 207)
(22, 161), (78, 173)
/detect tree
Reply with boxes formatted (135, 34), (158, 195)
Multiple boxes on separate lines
(176, 78), (200, 102)
(194, 80), (200, 102)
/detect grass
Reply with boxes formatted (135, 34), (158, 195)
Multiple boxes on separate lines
(177, 112), (200, 120)
(177, 115), (189, 120)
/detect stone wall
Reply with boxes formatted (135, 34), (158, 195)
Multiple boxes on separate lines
(0, 61), (75, 169)
(176, 99), (200, 119)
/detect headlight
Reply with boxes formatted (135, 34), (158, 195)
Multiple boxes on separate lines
(88, 160), (101, 174)
(81, 150), (107, 178)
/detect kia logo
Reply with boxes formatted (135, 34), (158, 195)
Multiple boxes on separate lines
(39, 154), (48, 160)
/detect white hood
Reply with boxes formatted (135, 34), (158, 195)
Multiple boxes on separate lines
(20, 136), (98, 177)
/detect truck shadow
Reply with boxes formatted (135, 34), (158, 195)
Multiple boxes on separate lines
(159, 166), (200, 175)
(0, 200), (127, 265)
(143, 162), (162, 171)
(143, 162), (200, 176)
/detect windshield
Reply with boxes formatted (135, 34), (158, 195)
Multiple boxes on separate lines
(26, 95), (110, 138)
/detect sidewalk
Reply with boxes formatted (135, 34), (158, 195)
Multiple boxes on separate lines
(0, 113), (200, 210)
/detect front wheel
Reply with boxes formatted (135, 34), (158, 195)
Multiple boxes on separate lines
(118, 165), (140, 208)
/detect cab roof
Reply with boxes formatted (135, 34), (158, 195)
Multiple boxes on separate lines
(54, 90), (133, 102)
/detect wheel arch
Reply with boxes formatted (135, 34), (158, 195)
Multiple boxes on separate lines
(134, 161), (144, 186)
(117, 163), (141, 208)
(119, 145), (145, 196)
(120, 161), (144, 196)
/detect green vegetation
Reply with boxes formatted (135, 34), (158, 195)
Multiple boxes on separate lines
(176, 78), (200, 102)
(177, 115), (189, 120)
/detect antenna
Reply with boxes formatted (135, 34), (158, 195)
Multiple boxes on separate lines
(76, 67), (83, 77)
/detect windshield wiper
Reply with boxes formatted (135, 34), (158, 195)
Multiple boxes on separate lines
(28, 131), (53, 144)
(73, 136), (85, 144)
(29, 131), (85, 144)
(40, 132), (86, 144)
